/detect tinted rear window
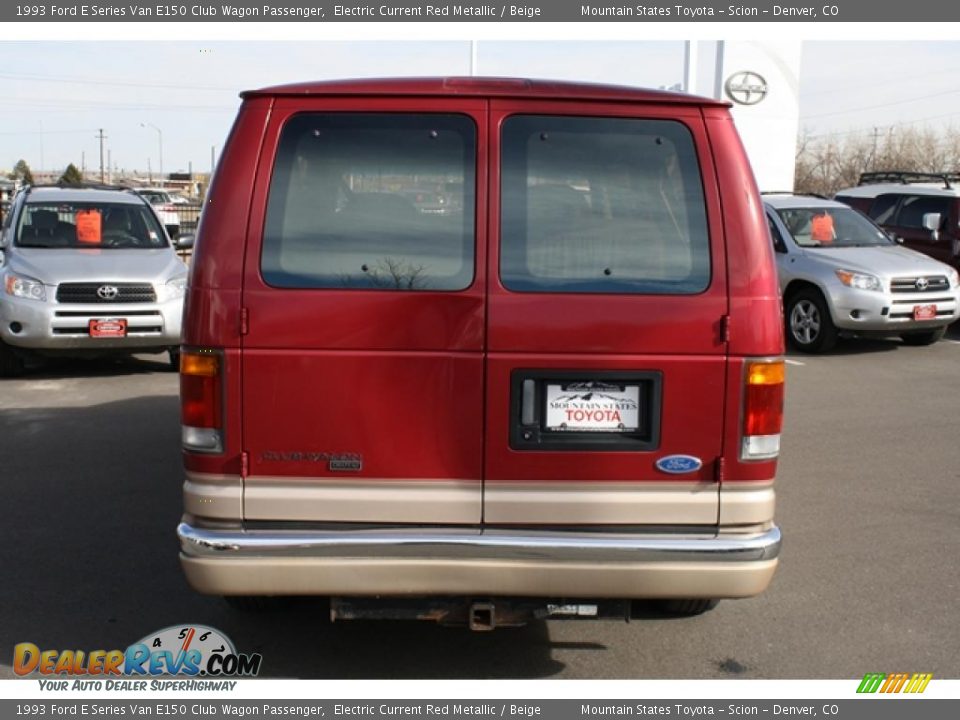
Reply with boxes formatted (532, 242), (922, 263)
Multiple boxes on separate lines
(262, 113), (476, 291)
(500, 116), (710, 294)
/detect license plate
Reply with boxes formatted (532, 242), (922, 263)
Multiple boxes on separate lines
(913, 304), (937, 321)
(545, 382), (640, 432)
(89, 318), (127, 337)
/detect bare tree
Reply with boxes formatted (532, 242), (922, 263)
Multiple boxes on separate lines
(795, 125), (960, 197)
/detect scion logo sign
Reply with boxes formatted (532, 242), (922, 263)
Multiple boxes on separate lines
(724, 71), (768, 105)
(13, 624), (262, 688)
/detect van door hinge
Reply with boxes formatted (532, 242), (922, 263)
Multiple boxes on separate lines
(719, 315), (731, 344)
(714, 457), (726, 483)
(239, 307), (249, 336)
(240, 451), (249, 479)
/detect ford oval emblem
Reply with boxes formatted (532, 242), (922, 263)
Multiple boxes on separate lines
(656, 455), (703, 474)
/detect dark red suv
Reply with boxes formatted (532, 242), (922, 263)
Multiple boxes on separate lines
(176, 78), (784, 627)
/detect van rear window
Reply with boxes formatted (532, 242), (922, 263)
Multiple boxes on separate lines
(262, 113), (476, 291)
(500, 116), (710, 294)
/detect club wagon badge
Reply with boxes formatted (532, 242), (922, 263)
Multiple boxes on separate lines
(545, 381), (640, 432)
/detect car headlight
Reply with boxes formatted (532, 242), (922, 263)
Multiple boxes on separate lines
(4, 272), (46, 301)
(947, 267), (960, 289)
(835, 269), (883, 292)
(165, 275), (188, 300)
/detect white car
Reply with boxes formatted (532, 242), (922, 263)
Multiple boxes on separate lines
(764, 194), (960, 353)
(135, 188), (181, 239)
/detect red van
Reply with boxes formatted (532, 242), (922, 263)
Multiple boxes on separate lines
(177, 78), (784, 628)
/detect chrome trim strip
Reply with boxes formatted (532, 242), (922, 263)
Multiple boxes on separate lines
(178, 523), (781, 563)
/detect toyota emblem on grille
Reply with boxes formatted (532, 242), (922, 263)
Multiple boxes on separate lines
(97, 285), (119, 300)
(915, 278), (930, 291)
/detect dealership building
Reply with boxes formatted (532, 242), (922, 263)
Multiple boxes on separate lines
(681, 40), (802, 193)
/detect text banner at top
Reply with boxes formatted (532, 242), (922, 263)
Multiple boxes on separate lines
(4, 1), (960, 23)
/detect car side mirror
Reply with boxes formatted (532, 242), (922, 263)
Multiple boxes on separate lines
(922, 212), (942, 242)
(175, 233), (195, 250)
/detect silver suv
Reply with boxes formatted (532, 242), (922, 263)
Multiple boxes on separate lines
(765, 194), (960, 353)
(0, 185), (191, 375)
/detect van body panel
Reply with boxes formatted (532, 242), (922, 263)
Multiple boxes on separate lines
(187, 98), (272, 294)
(241, 350), (484, 488)
(483, 481), (717, 525)
(238, 98), (488, 521)
(182, 555), (779, 599)
(702, 114), (784, 358)
(482, 100), (728, 522)
(243, 478), (481, 524)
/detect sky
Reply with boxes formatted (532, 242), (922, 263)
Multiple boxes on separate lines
(1, 40), (960, 175)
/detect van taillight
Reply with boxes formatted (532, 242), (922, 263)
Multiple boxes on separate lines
(180, 350), (223, 453)
(741, 359), (784, 460)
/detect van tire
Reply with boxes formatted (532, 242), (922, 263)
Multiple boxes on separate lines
(167, 347), (181, 371)
(900, 327), (947, 346)
(0, 340), (25, 378)
(658, 599), (720, 616)
(786, 288), (837, 353)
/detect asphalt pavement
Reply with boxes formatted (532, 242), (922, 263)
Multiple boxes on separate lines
(1, 328), (958, 679)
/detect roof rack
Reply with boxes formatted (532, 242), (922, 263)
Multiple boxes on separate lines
(857, 171), (960, 189)
(760, 191), (830, 200)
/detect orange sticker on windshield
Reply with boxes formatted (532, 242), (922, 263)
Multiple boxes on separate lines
(811, 213), (834, 244)
(76, 210), (102, 244)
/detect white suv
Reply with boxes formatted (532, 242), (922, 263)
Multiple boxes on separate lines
(765, 193), (960, 353)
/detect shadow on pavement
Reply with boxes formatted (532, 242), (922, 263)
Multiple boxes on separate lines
(0, 394), (569, 679)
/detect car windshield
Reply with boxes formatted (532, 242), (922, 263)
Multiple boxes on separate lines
(775, 206), (893, 248)
(15, 202), (169, 249)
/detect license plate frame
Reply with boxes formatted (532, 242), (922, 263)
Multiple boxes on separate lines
(913, 304), (937, 321)
(89, 318), (128, 338)
(510, 370), (661, 452)
(544, 382), (641, 433)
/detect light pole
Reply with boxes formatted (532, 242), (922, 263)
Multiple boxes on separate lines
(140, 122), (163, 187)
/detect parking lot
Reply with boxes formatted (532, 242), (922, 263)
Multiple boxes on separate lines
(1, 328), (959, 680)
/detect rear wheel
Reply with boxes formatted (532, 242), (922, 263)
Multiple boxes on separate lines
(900, 326), (947, 346)
(786, 288), (837, 353)
(0, 340), (25, 377)
(657, 598), (720, 616)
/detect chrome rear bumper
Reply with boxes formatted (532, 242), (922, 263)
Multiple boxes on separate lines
(178, 523), (781, 599)
(178, 523), (780, 563)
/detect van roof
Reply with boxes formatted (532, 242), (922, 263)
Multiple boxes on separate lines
(835, 183), (960, 199)
(242, 77), (729, 107)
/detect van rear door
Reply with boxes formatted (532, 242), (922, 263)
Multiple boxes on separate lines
(484, 101), (728, 526)
(240, 98), (487, 524)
